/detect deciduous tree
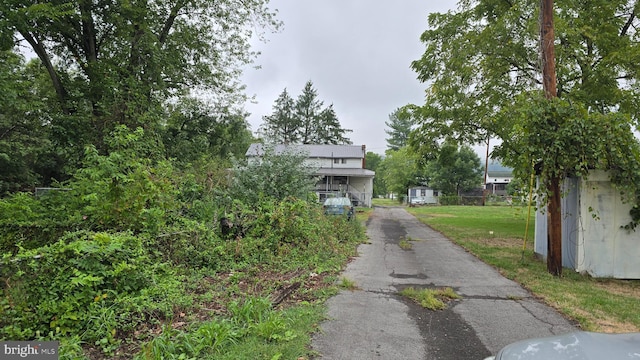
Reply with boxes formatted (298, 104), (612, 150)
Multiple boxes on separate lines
(426, 142), (483, 196)
(365, 151), (386, 197)
(379, 147), (421, 200)
(162, 98), (252, 165)
(408, 0), (640, 275)
(1, 0), (279, 142)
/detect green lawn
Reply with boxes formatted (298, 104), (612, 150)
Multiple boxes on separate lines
(406, 205), (640, 333)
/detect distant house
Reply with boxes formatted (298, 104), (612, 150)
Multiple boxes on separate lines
(245, 143), (375, 207)
(485, 161), (514, 196)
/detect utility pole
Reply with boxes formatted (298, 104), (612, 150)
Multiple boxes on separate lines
(482, 135), (490, 206)
(540, 0), (562, 276)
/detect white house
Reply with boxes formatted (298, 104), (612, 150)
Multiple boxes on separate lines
(245, 143), (375, 207)
(535, 170), (640, 279)
(485, 161), (514, 196)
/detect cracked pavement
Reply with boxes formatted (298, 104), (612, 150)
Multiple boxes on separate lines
(311, 207), (577, 359)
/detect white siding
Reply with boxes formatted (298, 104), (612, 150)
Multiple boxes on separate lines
(535, 170), (640, 279)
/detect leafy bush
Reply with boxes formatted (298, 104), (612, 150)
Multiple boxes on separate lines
(0, 126), (368, 358)
(0, 231), (183, 354)
(69, 128), (179, 234)
(0, 192), (75, 253)
(229, 145), (318, 204)
(439, 195), (460, 205)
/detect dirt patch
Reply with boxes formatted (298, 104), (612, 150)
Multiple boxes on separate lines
(593, 280), (640, 298)
(572, 308), (639, 333)
(471, 237), (525, 249)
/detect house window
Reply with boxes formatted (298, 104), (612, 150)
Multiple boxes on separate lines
(333, 158), (340, 164)
(341, 159), (347, 164)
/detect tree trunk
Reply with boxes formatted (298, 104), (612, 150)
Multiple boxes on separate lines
(541, 0), (562, 276)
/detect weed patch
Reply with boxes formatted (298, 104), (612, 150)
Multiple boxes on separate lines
(398, 236), (413, 250)
(400, 287), (461, 310)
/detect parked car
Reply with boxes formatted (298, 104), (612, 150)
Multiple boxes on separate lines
(484, 331), (640, 360)
(410, 196), (426, 205)
(323, 197), (354, 220)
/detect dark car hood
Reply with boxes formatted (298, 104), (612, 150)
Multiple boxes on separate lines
(494, 331), (640, 360)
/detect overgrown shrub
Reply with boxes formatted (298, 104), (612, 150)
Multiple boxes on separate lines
(0, 231), (183, 354)
(229, 145), (318, 204)
(0, 126), (368, 358)
(0, 192), (76, 253)
(439, 195), (460, 205)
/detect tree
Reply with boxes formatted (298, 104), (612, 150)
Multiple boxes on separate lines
(365, 151), (386, 197)
(162, 98), (252, 165)
(259, 89), (299, 144)
(260, 81), (352, 145)
(385, 108), (413, 151)
(296, 81), (324, 144)
(315, 104), (352, 145)
(408, 0), (640, 275)
(408, 0), (640, 146)
(426, 142), (483, 196)
(0, 52), (50, 194)
(378, 147), (421, 200)
(1, 0), (280, 143)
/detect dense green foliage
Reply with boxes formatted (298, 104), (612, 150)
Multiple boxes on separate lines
(259, 81), (353, 145)
(0, 52), (56, 194)
(365, 152), (386, 197)
(426, 142), (483, 196)
(230, 145), (319, 205)
(406, 0), (640, 225)
(0, 3), (368, 358)
(0, 0), (278, 193)
(0, 126), (366, 358)
(378, 147), (422, 200)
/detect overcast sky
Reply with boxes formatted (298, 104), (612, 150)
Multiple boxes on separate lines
(241, 0), (459, 155)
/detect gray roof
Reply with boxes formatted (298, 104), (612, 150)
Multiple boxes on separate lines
(315, 168), (375, 177)
(487, 161), (513, 178)
(246, 143), (366, 159)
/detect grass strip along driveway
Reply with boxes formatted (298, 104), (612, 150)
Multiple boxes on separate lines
(404, 205), (640, 333)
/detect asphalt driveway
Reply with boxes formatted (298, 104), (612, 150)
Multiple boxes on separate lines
(311, 206), (577, 360)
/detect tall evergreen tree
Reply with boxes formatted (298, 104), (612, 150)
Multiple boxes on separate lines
(385, 108), (413, 151)
(260, 80), (352, 145)
(295, 81), (323, 144)
(259, 89), (299, 144)
(316, 104), (352, 145)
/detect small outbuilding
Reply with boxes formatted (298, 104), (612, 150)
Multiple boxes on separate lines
(407, 186), (438, 205)
(535, 170), (640, 279)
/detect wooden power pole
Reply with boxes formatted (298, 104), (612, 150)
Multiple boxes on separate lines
(540, 0), (562, 276)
